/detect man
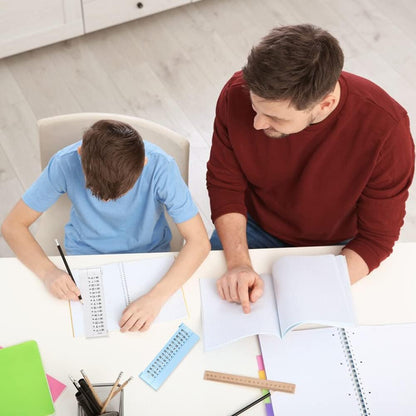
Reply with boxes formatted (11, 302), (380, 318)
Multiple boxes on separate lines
(206, 24), (414, 313)
(2, 120), (210, 331)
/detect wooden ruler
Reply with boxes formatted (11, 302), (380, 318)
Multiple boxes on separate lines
(204, 370), (296, 394)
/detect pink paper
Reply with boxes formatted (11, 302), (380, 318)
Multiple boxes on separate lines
(46, 374), (67, 401)
(1, 346), (66, 402)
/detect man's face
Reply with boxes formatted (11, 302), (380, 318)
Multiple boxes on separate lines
(250, 92), (320, 138)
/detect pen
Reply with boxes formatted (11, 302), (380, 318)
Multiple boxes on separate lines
(70, 375), (100, 415)
(55, 238), (83, 303)
(230, 392), (271, 416)
(100, 371), (123, 414)
(79, 378), (102, 414)
(76, 391), (96, 416)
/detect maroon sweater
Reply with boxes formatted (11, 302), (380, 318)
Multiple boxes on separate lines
(207, 71), (414, 271)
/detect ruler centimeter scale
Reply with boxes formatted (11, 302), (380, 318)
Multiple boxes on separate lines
(140, 323), (199, 390)
(79, 268), (109, 338)
(204, 370), (296, 394)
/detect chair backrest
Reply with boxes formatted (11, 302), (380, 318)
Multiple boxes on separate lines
(35, 112), (189, 255)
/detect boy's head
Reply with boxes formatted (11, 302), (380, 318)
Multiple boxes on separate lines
(80, 120), (145, 201)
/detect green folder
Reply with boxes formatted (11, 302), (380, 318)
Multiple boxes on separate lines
(0, 340), (55, 416)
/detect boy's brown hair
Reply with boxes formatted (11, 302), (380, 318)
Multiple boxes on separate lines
(81, 120), (145, 201)
(242, 24), (344, 110)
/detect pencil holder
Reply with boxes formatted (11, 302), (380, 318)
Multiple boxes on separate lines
(77, 383), (124, 416)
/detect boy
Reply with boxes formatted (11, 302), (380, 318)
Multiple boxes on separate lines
(2, 119), (210, 332)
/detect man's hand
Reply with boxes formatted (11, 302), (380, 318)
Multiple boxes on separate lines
(42, 267), (81, 301)
(216, 265), (264, 314)
(119, 292), (165, 333)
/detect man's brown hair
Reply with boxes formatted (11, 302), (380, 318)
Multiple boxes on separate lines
(81, 120), (145, 201)
(242, 24), (344, 110)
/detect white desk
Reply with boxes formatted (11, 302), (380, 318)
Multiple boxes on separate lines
(1, 243), (416, 415)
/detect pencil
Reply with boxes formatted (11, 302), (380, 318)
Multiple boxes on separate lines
(230, 392), (271, 416)
(111, 376), (133, 397)
(55, 238), (83, 303)
(80, 369), (103, 408)
(100, 371), (123, 414)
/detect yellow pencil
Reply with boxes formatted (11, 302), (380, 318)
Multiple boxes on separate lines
(111, 376), (133, 398)
(80, 369), (103, 408)
(100, 371), (123, 414)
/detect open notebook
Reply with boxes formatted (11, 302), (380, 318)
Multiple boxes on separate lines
(259, 323), (416, 415)
(70, 255), (187, 337)
(200, 254), (356, 351)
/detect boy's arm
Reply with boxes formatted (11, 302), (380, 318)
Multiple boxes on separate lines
(119, 213), (210, 332)
(1, 199), (81, 300)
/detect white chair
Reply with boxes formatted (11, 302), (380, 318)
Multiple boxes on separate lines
(35, 112), (189, 255)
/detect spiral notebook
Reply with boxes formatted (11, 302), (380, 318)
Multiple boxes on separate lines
(70, 255), (187, 337)
(259, 323), (416, 415)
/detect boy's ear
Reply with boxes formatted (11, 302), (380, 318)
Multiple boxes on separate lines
(144, 156), (148, 166)
(77, 146), (82, 155)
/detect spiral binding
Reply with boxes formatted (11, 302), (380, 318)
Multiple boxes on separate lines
(337, 328), (370, 415)
(118, 263), (131, 306)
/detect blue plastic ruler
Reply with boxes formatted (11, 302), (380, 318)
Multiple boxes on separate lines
(139, 323), (199, 390)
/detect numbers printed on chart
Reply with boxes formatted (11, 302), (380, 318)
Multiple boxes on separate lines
(80, 269), (108, 338)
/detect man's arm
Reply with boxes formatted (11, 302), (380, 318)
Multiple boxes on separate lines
(214, 213), (264, 314)
(343, 115), (414, 272)
(1, 199), (81, 300)
(341, 248), (369, 284)
(119, 213), (210, 332)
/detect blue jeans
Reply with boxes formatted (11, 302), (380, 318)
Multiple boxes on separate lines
(210, 215), (291, 250)
(210, 215), (352, 250)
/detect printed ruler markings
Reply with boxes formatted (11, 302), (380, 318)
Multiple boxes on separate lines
(204, 370), (296, 394)
(140, 323), (199, 390)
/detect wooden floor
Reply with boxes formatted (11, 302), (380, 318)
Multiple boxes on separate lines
(1, 0), (415, 256)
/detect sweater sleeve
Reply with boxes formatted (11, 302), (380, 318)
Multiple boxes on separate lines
(345, 114), (415, 272)
(206, 80), (248, 223)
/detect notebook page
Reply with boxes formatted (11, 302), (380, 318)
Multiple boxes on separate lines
(273, 254), (356, 336)
(200, 274), (280, 351)
(101, 263), (129, 331)
(259, 328), (360, 415)
(346, 323), (416, 415)
(121, 255), (187, 323)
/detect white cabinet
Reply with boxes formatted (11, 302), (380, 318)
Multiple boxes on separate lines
(82, 0), (192, 33)
(0, 0), (84, 59)
(0, 0), (199, 58)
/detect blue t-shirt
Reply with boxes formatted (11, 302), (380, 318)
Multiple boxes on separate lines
(23, 140), (198, 255)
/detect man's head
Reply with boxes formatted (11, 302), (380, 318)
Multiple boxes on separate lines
(242, 24), (344, 138)
(80, 120), (145, 201)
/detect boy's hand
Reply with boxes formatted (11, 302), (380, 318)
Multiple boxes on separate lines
(42, 267), (81, 301)
(119, 293), (165, 332)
